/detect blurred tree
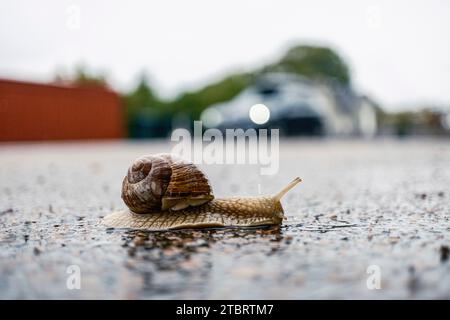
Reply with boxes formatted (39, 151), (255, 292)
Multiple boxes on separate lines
(54, 64), (107, 87)
(389, 111), (414, 136)
(417, 108), (447, 135)
(266, 45), (351, 86)
(123, 75), (172, 138)
(123, 76), (163, 117)
(170, 73), (252, 120)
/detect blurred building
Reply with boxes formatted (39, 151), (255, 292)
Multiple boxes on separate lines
(0, 79), (124, 141)
(201, 73), (379, 137)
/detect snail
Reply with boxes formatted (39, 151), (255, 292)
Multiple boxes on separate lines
(102, 153), (301, 231)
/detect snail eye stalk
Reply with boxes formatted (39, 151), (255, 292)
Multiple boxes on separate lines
(274, 177), (302, 202)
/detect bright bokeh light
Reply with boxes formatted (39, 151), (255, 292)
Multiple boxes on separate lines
(249, 103), (270, 125)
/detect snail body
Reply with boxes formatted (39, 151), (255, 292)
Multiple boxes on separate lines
(102, 153), (301, 231)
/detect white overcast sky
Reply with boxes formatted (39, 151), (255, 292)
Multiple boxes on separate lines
(1, 0), (449, 110)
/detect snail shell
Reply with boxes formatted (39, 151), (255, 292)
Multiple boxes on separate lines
(121, 153), (213, 213)
(103, 153), (301, 231)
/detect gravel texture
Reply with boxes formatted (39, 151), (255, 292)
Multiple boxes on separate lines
(0, 138), (449, 299)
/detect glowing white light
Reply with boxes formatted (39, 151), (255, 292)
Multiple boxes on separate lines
(249, 103), (270, 125)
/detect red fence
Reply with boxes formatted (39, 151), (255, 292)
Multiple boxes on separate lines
(0, 79), (125, 141)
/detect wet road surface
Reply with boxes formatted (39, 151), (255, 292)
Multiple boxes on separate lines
(0, 139), (449, 299)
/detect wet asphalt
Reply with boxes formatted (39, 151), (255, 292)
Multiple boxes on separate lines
(0, 138), (449, 299)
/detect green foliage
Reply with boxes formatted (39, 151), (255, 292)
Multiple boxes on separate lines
(54, 65), (107, 87)
(123, 77), (165, 117)
(169, 73), (252, 119)
(267, 45), (351, 86)
(389, 111), (415, 136)
(122, 76), (173, 138)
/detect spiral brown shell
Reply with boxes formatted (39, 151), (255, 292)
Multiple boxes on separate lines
(121, 153), (214, 214)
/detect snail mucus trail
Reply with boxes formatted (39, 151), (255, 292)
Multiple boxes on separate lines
(102, 153), (301, 231)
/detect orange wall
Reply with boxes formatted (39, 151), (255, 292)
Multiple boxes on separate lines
(0, 79), (125, 141)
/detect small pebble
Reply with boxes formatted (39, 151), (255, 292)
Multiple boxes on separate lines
(0, 208), (13, 215)
(440, 245), (449, 262)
